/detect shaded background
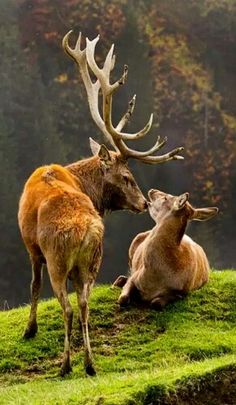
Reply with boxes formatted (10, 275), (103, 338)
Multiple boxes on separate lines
(0, 0), (235, 308)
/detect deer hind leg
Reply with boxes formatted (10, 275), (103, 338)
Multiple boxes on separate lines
(71, 276), (93, 374)
(72, 242), (102, 376)
(47, 262), (73, 376)
(24, 254), (43, 339)
(112, 275), (128, 288)
(150, 289), (186, 310)
(79, 281), (96, 376)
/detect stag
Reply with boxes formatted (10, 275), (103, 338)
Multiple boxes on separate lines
(114, 190), (218, 308)
(18, 32), (184, 376)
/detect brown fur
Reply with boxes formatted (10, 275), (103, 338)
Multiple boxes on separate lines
(18, 144), (147, 376)
(115, 189), (218, 309)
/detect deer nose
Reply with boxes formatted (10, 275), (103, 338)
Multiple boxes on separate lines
(143, 200), (148, 210)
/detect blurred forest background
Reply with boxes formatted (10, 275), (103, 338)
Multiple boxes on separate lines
(0, 0), (236, 308)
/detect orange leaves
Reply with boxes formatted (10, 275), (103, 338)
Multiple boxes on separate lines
(54, 73), (68, 83)
(44, 31), (58, 41)
(222, 113), (236, 130)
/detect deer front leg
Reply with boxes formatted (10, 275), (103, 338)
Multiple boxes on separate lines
(117, 275), (137, 307)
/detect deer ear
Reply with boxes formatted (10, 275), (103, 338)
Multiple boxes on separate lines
(192, 207), (219, 221)
(173, 192), (189, 211)
(98, 144), (112, 163)
(89, 137), (101, 156)
(90, 138), (112, 167)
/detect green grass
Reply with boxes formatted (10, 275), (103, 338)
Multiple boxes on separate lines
(0, 270), (235, 404)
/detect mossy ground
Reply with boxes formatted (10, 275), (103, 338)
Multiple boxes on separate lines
(0, 270), (235, 404)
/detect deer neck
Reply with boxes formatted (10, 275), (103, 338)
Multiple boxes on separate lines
(66, 157), (106, 216)
(153, 214), (187, 247)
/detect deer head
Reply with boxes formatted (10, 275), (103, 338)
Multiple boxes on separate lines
(148, 189), (218, 224)
(89, 138), (147, 213)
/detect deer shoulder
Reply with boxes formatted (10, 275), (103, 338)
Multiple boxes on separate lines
(129, 230), (150, 268)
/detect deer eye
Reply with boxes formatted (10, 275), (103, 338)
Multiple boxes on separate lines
(123, 175), (130, 185)
(123, 175), (129, 186)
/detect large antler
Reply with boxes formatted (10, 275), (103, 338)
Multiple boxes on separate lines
(62, 31), (184, 164)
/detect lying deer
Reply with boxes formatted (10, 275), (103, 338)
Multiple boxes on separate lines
(115, 189), (218, 309)
(18, 33), (184, 376)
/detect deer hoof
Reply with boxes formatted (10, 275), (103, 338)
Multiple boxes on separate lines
(112, 275), (128, 288)
(150, 298), (164, 311)
(60, 360), (72, 377)
(85, 363), (96, 376)
(118, 294), (130, 307)
(23, 322), (38, 339)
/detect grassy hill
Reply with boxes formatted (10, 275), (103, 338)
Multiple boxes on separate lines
(0, 270), (235, 404)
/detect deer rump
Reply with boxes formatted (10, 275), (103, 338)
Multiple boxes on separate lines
(37, 178), (103, 269)
(19, 164), (103, 268)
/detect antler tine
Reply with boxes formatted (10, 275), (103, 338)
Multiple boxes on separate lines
(116, 94), (136, 132)
(62, 31), (91, 92)
(62, 30), (84, 62)
(111, 54), (116, 71)
(62, 30), (74, 56)
(114, 136), (184, 160)
(103, 44), (115, 77)
(113, 143), (184, 164)
(86, 37), (103, 77)
(132, 146), (185, 164)
(137, 136), (168, 157)
(113, 113), (153, 141)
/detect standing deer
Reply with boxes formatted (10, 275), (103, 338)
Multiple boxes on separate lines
(115, 189), (218, 308)
(18, 32), (184, 376)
